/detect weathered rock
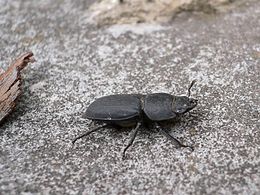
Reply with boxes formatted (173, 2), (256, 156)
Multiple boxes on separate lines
(90, 0), (244, 25)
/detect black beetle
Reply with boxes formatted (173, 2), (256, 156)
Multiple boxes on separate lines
(73, 80), (197, 158)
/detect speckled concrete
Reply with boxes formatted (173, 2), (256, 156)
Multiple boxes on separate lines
(0, 0), (259, 194)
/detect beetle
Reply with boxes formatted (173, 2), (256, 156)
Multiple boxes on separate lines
(73, 80), (198, 158)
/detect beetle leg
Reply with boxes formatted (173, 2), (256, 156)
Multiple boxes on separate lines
(155, 123), (194, 151)
(122, 122), (142, 159)
(72, 124), (108, 144)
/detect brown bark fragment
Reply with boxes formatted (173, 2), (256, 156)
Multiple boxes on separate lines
(0, 52), (35, 123)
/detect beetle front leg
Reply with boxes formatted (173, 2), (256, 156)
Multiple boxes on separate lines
(155, 123), (194, 151)
(122, 122), (142, 159)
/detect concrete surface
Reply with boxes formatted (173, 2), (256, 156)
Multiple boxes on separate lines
(0, 0), (259, 194)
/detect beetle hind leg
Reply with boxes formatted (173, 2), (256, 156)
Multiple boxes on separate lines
(122, 122), (142, 159)
(72, 124), (108, 144)
(155, 123), (194, 151)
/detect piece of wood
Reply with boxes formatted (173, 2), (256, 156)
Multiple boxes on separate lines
(0, 52), (35, 123)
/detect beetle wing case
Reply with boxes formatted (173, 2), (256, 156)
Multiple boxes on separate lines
(144, 93), (176, 121)
(84, 94), (142, 121)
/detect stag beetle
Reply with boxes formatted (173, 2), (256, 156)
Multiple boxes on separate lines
(73, 80), (197, 158)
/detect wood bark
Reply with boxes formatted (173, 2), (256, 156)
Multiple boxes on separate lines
(0, 52), (35, 123)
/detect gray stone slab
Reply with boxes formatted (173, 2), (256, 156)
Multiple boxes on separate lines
(0, 0), (259, 194)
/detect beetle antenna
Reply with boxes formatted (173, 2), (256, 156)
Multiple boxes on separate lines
(188, 80), (196, 97)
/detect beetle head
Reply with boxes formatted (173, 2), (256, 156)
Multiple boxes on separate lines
(172, 80), (197, 114)
(172, 96), (197, 114)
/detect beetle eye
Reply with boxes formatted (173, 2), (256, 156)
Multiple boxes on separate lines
(176, 109), (181, 113)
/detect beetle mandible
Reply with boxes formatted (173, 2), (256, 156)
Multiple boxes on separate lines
(73, 80), (198, 158)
